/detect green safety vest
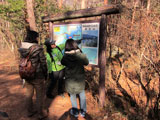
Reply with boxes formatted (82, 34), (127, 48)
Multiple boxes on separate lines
(46, 44), (65, 73)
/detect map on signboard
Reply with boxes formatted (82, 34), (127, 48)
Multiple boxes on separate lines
(53, 24), (82, 45)
(53, 22), (99, 65)
(81, 23), (99, 65)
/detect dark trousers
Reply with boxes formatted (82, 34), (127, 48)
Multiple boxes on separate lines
(25, 79), (45, 116)
(46, 69), (65, 95)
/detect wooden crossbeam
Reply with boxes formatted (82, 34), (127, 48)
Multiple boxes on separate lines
(42, 5), (119, 23)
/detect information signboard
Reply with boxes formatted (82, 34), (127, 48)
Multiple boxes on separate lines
(53, 21), (99, 65)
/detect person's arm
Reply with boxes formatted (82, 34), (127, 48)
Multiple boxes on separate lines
(39, 48), (48, 79)
(75, 51), (89, 66)
(61, 54), (68, 66)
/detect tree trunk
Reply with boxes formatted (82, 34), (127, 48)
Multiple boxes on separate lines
(147, 0), (151, 15)
(104, 0), (108, 5)
(81, 0), (86, 9)
(26, 0), (37, 31)
(58, 0), (63, 8)
(131, 0), (139, 24)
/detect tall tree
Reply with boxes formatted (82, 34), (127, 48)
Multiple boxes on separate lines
(104, 0), (108, 5)
(147, 0), (150, 15)
(0, 0), (25, 52)
(26, 0), (37, 31)
(58, 0), (63, 8)
(132, 0), (140, 24)
(81, 0), (86, 9)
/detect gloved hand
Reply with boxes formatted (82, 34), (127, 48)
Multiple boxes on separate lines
(57, 61), (61, 65)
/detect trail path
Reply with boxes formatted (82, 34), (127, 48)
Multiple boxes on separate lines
(0, 52), (99, 120)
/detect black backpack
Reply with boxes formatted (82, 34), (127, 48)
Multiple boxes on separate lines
(19, 46), (37, 80)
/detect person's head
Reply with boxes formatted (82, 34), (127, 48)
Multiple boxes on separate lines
(44, 38), (56, 61)
(51, 44), (56, 49)
(44, 38), (56, 48)
(24, 28), (39, 43)
(44, 38), (57, 55)
(65, 39), (81, 52)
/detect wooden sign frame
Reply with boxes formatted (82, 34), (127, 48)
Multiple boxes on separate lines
(50, 20), (100, 66)
(42, 5), (120, 107)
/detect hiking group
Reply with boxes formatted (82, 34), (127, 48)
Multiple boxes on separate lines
(18, 28), (89, 120)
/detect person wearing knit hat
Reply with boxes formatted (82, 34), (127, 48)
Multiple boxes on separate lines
(18, 28), (48, 119)
(24, 28), (39, 43)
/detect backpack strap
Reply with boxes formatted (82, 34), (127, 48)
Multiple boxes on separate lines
(56, 46), (62, 54)
(26, 45), (37, 60)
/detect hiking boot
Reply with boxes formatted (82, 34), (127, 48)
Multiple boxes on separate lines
(38, 111), (48, 120)
(80, 109), (86, 118)
(27, 111), (37, 117)
(0, 111), (9, 118)
(70, 108), (79, 118)
(38, 115), (47, 120)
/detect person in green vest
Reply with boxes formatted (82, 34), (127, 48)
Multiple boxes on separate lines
(44, 38), (65, 98)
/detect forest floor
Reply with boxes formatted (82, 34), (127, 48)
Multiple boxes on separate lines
(0, 51), (101, 120)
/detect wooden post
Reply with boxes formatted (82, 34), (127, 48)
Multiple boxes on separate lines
(49, 22), (53, 40)
(99, 14), (107, 107)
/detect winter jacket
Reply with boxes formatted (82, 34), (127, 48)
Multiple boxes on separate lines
(18, 42), (48, 82)
(61, 49), (89, 94)
(46, 44), (65, 73)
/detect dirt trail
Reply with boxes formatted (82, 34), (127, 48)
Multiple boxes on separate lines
(0, 52), (99, 120)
